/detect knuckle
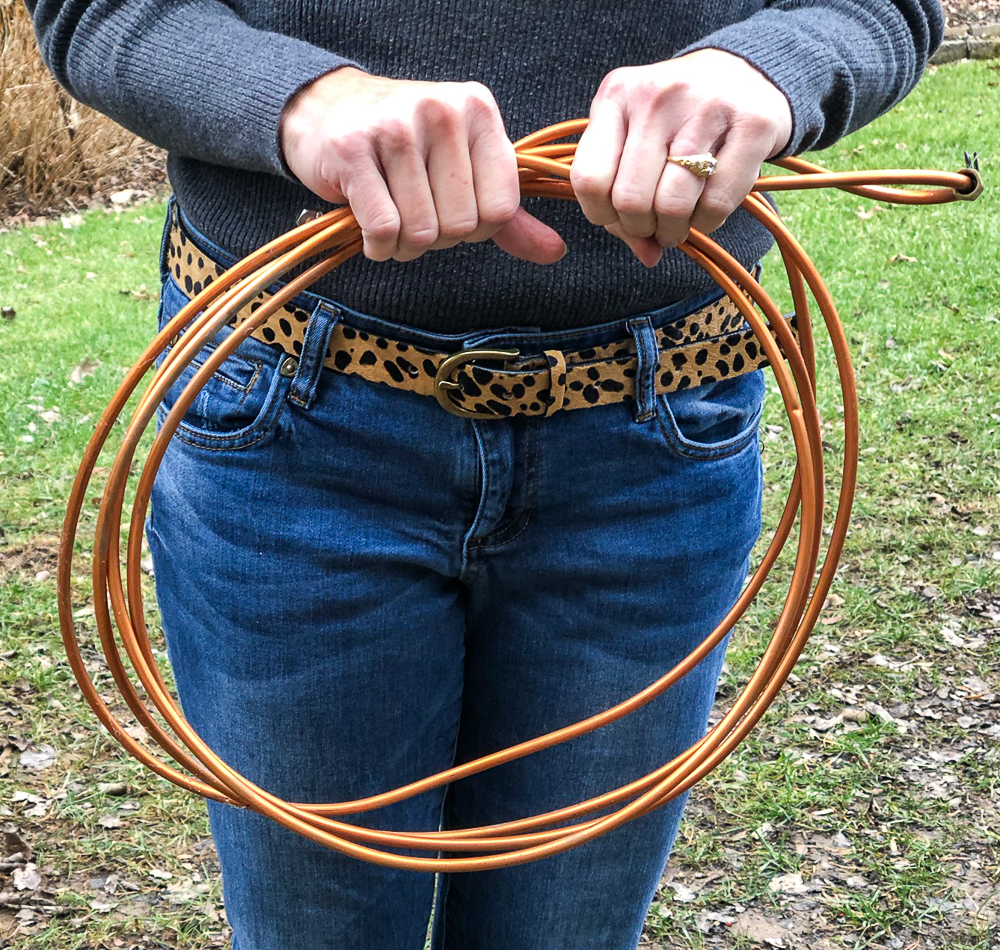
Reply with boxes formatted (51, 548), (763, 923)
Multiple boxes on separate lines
(477, 204), (518, 233)
(598, 66), (634, 99)
(417, 95), (462, 133)
(378, 117), (416, 150)
(612, 187), (652, 218)
(461, 223), (497, 245)
(697, 193), (734, 221)
(655, 223), (690, 248)
(653, 196), (694, 220)
(736, 110), (773, 136)
(333, 130), (370, 162)
(613, 197), (647, 218)
(364, 211), (401, 243)
(475, 135), (516, 177)
(579, 206), (618, 227)
(496, 137), (517, 163)
(641, 78), (674, 107)
(461, 80), (496, 105)
(401, 223), (439, 248)
(569, 168), (607, 198)
(701, 94), (731, 115)
(459, 81), (499, 119)
(437, 216), (479, 241)
(477, 195), (519, 227)
(316, 156), (339, 188)
(670, 87), (726, 115)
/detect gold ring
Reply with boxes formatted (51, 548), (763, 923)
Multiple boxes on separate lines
(666, 153), (718, 179)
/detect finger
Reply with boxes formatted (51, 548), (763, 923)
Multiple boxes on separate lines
(604, 222), (662, 269)
(467, 112), (522, 240)
(341, 163), (402, 262)
(690, 128), (770, 237)
(651, 164), (705, 248)
(378, 131), (439, 262)
(492, 208), (567, 265)
(652, 129), (720, 248)
(426, 130), (478, 249)
(570, 96), (626, 228)
(301, 173), (347, 208)
(611, 114), (672, 240)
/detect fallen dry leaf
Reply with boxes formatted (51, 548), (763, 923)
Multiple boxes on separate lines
(768, 872), (810, 895)
(67, 357), (100, 386)
(119, 284), (155, 301)
(732, 909), (788, 947)
(97, 782), (130, 796)
(18, 746), (55, 770)
(123, 724), (149, 745)
(12, 863), (41, 891)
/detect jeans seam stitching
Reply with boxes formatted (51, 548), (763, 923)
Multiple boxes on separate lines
(171, 417), (279, 451)
(165, 379), (290, 451)
(460, 427), (491, 580)
(654, 405), (763, 461)
(471, 510), (534, 551)
(473, 422), (539, 552)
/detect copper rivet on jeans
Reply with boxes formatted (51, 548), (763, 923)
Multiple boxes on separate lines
(279, 356), (298, 377)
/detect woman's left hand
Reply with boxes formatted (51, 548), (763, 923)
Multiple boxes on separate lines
(571, 49), (793, 266)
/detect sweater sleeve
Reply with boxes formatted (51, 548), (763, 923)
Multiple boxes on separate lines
(677, 0), (944, 155)
(24, 0), (358, 177)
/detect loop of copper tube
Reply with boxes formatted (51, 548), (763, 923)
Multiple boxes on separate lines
(57, 119), (978, 871)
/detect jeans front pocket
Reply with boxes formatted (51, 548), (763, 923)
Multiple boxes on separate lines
(157, 276), (291, 452)
(654, 369), (765, 461)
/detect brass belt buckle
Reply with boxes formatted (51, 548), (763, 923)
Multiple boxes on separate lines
(434, 348), (520, 419)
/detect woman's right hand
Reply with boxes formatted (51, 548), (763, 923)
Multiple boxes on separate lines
(280, 67), (566, 265)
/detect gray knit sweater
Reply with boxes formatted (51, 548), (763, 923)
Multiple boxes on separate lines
(28, 0), (942, 331)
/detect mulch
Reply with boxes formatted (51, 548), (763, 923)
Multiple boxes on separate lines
(940, 0), (998, 28)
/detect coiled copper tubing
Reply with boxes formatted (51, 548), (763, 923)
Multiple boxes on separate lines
(57, 119), (982, 872)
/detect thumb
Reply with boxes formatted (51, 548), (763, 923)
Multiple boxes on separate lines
(491, 208), (567, 265)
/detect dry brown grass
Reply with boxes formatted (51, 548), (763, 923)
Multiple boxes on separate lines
(0, 0), (164, 221)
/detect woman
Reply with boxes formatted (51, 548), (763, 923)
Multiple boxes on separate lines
(28, 2), (943, 948)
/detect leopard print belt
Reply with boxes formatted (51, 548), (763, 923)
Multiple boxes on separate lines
(167, 212), (796, 419)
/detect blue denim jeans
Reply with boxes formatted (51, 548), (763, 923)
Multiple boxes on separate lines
(148, 208), (765, 950)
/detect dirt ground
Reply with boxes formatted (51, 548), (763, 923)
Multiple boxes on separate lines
(940, 0), (999, 28)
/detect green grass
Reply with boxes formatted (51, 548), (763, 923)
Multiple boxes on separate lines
(642, 59), (1000, 950)
(2, 60), (999, 950)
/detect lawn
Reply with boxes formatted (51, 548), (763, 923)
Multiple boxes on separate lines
(1, 59), (998, 949)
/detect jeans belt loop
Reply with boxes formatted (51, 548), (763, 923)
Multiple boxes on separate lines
(159, 199), (179, 279)
(627, 315), (659, 424)
(289, 301), (342, 409)
(542, 349), (568, 417)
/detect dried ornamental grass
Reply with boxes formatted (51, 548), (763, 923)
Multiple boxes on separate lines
(0, 0), (155, 219)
